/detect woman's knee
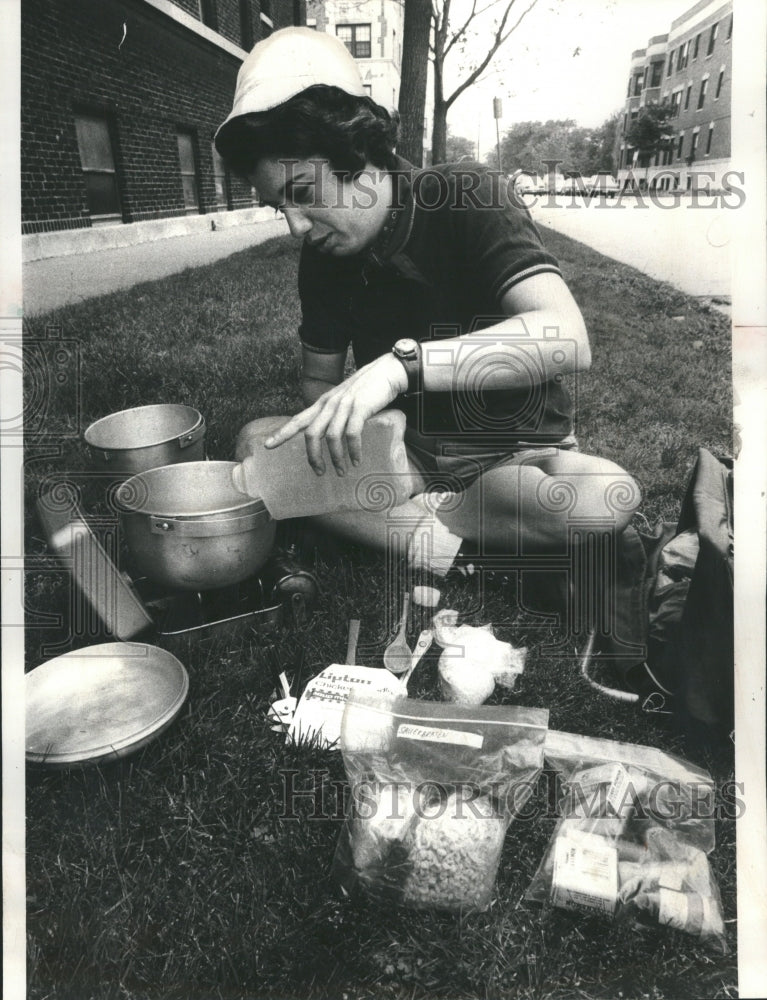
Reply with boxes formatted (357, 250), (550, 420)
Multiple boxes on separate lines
(534, 453), (641, 532)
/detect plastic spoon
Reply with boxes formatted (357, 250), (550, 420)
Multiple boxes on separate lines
(382, 592), (412, 674)
(265, 645), (297, 733)
(400, 629), (433, 692)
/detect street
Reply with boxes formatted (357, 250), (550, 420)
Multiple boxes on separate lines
(528, 192), (734, 301)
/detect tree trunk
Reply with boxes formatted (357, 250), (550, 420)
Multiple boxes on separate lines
(431, 98), (448, 164)
(397, 0), (432, 167)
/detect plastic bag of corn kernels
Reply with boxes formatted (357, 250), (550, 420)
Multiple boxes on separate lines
(332, 693), (548, 913)
(525, 731), (727, 952)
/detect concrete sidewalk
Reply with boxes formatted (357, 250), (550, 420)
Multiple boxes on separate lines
(22, 216), (289, 316)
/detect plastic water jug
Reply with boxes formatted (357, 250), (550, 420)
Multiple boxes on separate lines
(231, 410), (413, 519)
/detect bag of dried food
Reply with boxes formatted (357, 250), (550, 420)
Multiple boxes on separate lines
(333, 693), (548, 913)
(525, 730), (727, 951)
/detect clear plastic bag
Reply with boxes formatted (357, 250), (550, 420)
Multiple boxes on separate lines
(526, 731), (727, 952)
(333, 694), (548, 913)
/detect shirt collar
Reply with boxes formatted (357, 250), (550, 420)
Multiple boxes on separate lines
(365, 155), (416, 266)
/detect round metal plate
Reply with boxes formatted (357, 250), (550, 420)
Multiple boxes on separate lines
(26, 642), (189, 767)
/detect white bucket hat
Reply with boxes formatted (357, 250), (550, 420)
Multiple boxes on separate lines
(216, 27), (367, 140)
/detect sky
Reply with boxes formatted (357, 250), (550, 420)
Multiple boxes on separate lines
(440, 0), (697, 155)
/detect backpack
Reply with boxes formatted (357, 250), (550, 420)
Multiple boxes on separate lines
(584, 448), (734, 740)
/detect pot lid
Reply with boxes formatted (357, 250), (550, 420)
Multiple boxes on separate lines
(25, 642), (189, 767)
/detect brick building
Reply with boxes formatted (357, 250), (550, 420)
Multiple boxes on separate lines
(615, 0), (732, 191)
(21, 0), (305, 255)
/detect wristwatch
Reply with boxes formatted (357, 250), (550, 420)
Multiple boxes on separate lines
(391, 338), (422, 395)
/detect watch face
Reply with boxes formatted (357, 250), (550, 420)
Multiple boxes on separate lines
(394, 338), (418, 357)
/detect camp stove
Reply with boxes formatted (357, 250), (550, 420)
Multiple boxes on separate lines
(36, 485), (318, 643)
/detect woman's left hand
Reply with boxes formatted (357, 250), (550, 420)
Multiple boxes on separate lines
(264, 353), (408, 475)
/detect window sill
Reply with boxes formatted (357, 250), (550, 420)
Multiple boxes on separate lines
(89, 214), (123, 226)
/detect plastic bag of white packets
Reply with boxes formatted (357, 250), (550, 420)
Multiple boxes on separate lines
(332, 693), (548, 913)
(525, 731), (727, 952)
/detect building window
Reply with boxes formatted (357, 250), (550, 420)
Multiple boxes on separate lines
(677, 41), (688, 71)
(727, 15), (733, 41)
(239, 0), (252, 50)
(667, 51), (674, 76)
(689, 130), (699, 160)
(684, 84), (692, 110)
(671, 90), (683, 116)
(634, 71), (643, 96)
(707, 22), (718, 56)
(177, 131), (200, 213)
(74, 113), (122, 223)
(715, 68), (725, 99)
(677, 133), (684, 159)
(650, 61), (663, 87)
(692, 33), (700, 59)
(198, 0), (218, 31)
(212, 143), (230, 210)
(706, 124), (714, 155)
(697, 77), (708, 109)
(336, 24), (371, 58)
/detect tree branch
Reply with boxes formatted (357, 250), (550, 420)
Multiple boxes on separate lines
(443, 0), (478, 60)
(444, 0), (539, 109)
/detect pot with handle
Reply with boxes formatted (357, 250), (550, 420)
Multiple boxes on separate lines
(117, 461), (275, 591)
(85, 403), (206, 477)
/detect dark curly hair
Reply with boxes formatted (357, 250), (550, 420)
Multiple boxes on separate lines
(215, 85), (400, 181)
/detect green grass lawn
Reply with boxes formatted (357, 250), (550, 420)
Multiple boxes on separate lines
(23, 230), (736, 1000)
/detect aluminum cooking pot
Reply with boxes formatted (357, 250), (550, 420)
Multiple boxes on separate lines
(117, 461), (275, 591)
(84, 404), (206, 477)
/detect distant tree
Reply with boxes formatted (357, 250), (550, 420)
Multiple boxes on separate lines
(444, 131), (476, 161)
(398, 0), (432, 166)
(625, 104), (676, 179)
(496, 114), (621, 177)
(586, 112), (620, 174)
(496, 119), (579, 175)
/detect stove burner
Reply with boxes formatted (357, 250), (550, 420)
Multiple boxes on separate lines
(136, 573), (287, 636)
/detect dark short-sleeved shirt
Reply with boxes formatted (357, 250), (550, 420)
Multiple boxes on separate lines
(298, 158), (573, 445)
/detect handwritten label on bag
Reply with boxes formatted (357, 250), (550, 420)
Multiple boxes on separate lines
(397, 724), (484, 750)
(551, 832), (618, 914)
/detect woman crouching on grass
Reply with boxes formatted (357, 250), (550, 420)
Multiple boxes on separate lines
(215, 27), (644, 658)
